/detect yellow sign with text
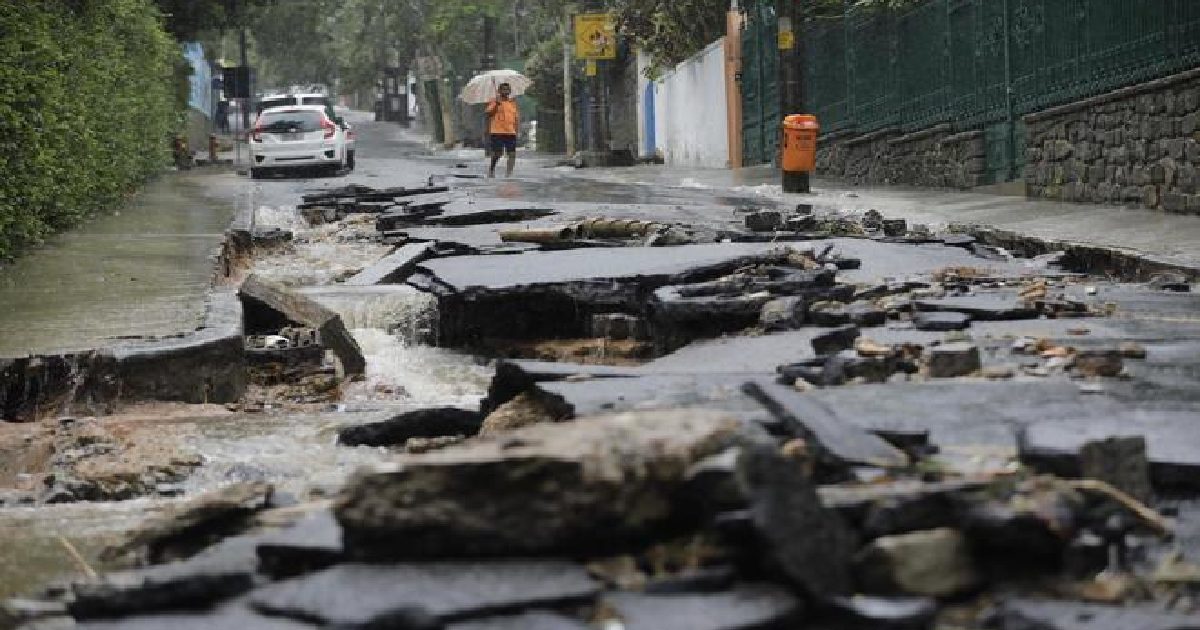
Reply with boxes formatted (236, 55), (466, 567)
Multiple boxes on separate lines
(575, 13), (617, 60)
(778, 30), (795, 51)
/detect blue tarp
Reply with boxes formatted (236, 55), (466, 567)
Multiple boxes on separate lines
(182, 42), (211, 117)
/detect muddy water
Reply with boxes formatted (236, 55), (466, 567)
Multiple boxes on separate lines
(0, 203), (492, 598)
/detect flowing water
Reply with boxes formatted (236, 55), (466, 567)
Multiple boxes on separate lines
(0, 202), (493, 598)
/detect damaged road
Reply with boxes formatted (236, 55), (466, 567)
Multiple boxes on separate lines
(4, 115), (1200, 629)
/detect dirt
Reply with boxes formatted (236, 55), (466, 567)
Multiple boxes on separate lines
(480, 338), (655, 366)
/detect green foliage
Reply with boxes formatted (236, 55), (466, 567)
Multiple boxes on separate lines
(612, 0), (728, 77)
(0, 0), (182, 259)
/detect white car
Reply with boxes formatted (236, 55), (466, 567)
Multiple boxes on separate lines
(249, 105), (349, 178)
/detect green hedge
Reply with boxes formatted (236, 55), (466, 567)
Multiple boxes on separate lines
(0, 0), (182, 260)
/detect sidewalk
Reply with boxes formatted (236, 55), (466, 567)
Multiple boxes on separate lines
(0, 168), (241, 357)
(561, 163), (1200, 273)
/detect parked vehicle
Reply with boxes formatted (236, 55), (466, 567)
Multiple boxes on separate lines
(249, 105), (348, 178)
(256, 94), (355, 170)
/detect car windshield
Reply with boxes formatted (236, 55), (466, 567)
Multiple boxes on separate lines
(257, 97), (297, 113)
(257, 110), (324, 133)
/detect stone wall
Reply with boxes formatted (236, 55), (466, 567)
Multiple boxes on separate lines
(1023, 68), (1200, 214)
(816, 125), (987, 189)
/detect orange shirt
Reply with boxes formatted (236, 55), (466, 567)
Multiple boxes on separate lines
(487, 98), (519, 135)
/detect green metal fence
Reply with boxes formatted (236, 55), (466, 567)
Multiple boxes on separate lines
(804, 0), (1200, 181)
(742, 0), (781, 166)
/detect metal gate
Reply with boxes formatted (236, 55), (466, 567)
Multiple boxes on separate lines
(741, 0), (780, 166)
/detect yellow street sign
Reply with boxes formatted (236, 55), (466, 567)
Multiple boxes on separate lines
(585, 60), (598, 76)
(575, 13), (617, 60)
(778, 30), (795, 51)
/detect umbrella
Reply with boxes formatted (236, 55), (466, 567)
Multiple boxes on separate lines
(459, 69), (532, 104)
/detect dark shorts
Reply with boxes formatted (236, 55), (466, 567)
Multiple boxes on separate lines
(490, 134), (517, 155)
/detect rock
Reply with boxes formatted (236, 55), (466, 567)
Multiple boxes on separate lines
(1073, 349), (1123, 378)
(239, 275), (365, 376)
(745, 211), (783, 232)
(448, 611), (591, 630)
(248, 560), (600, 628)
(811, 324), (861, 356)
(809, 301), (852, 327)
(927, 343), (981, 378)
(822, 595), (937, 630)
(478, 392), (562, 435)
(848, 302), (887, 327)
(736, 443), (857, 597)
(882, 219), (907, 237)
(256, 509), (343, 579)
(337, 407), (482, 447)
(760, 297), (806, 331)
(855, 528), (980, 597)
(601, 584), (803, 630)
(986, 598), (1200, 630)
(743, 380), (909, 470)
(913, 311), (972, 332)
(343, 242), (435, 286)
(106, 482), (274, 565)
(336, 410), (748, 558)
(819, 479), (990, 539)
(1080, 436), (1153, 505)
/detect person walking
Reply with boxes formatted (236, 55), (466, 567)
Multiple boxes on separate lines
(486, 83), (519, 178)
(214, 100), (228, 134)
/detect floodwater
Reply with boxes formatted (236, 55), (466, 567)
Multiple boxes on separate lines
(0, 186), (491, 598)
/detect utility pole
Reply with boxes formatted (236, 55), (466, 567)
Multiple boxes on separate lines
(586, 0), (607, 158)
(563, 6), (575, 156)
(780, 0), (810, 192)
(237, 0), (250, 131)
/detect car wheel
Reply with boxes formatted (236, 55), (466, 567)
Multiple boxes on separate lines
(347, 151), (356, 171)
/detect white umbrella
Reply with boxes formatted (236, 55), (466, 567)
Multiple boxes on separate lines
(459, 69), (532, 104)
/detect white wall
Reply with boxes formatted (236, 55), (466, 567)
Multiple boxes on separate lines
(637, 39), (730, 169)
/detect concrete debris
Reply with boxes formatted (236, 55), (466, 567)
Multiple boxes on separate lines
(239, 274), (365, 376)
(854, 528), (980, 597)
(1080, 436), (1154, 504)
(104, 482), (275, 565)
(337, 407), (482, 447)
(479, 391), (562, 435)
(927, 342), (982, 378)
(744, 211), (783, 232)
(335, 409), (748, 558)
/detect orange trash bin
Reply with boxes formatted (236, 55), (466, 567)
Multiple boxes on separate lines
(782, 114), (819, 173)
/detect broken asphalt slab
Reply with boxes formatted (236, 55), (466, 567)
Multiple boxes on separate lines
(1020, 410), (1200, 490)
(248, 560), (600, 628)
(343, 242), (435, 286)
(742, 380), (909, 470)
